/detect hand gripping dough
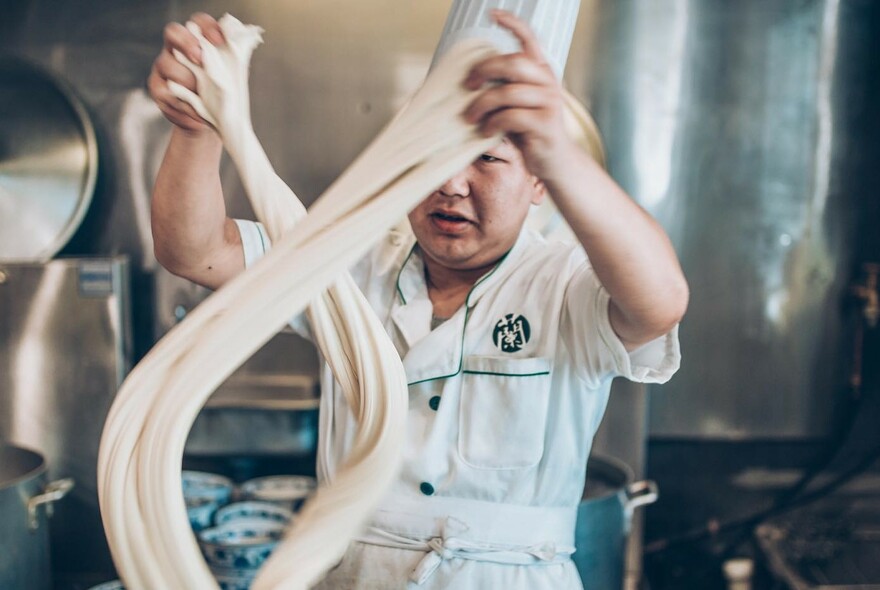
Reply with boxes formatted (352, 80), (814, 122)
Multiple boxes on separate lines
(97, 13), (500, 590)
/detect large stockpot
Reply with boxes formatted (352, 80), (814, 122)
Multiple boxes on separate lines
(0, 58), (98, 263)
(574, 455), (658, 590)
(0, 443), (74, 590)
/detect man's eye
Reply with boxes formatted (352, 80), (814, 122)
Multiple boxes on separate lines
(479, 154), (501, 163)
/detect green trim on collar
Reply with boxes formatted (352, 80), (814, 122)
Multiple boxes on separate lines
(405, 258), (507, 387)
(395, 239), (519, 308)
(407, 306), (472, 386)
(461, 369), (550, 378)
(395, 244), (419, 305)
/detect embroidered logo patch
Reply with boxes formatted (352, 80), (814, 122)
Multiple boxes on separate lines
(492, 314), (531, 353)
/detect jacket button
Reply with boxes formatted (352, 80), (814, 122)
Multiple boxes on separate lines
(419, 482), (435, 496)
(428, 396), (441, 411)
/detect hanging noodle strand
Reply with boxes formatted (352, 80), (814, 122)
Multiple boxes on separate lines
(98, 14), (501, 590)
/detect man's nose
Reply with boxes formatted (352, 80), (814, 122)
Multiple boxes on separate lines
(437, 168), (471, 198)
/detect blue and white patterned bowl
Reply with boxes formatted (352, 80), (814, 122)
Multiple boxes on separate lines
(214, 501), (294, 527)
(211, 565), (257, 590)
(87, 581), (125, 590)
(186, 496), (220, 531)
(198, 520), (285, 569)
(239, 475), (316, 511)
(182, 470), (234, 505)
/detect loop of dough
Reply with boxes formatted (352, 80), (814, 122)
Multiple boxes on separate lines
(98, 13), (500, 590)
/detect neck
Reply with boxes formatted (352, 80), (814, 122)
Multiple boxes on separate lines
(423, 258), (492, 292)
(421, 253), (498, 319)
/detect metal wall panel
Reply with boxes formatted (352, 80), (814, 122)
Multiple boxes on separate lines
(0, 258), (132, 577)
(581, 0), (875, 438)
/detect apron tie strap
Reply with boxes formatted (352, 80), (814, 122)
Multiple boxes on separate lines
(355, 496), (578, 585)
(409, 536), (562, 585)
(358, 516), (569, 585)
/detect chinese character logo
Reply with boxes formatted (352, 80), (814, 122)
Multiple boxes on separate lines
(492, 314), (531, 353)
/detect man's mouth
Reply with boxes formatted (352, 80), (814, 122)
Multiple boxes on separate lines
(431, 212), (470, 223)
(429, 211), (473, 233)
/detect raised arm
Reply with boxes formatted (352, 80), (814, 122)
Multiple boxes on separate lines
(148, 13), (244, 289)
(464, 10), (689, 351)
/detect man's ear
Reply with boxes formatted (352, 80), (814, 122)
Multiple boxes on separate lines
(531, 177), (547, 205)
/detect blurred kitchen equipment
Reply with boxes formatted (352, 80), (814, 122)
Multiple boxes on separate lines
(756, 485), (880, 589)
(0, 58), (98, 262)
(0, 443), (74, 590)
(573, 455), (659, 590)
(723, 558), (755, 590)
(851, 263), (880, 330)
(0, 257), (132, 582)
(184, 373), (319, 457)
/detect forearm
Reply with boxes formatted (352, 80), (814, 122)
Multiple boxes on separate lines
(543, 144), (688, 348)
(151, 128), (243, 288)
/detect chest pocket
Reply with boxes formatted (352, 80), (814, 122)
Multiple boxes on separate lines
(458, 355), (553, 470)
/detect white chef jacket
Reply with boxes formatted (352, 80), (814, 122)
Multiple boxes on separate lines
(236, 219), (680, 589)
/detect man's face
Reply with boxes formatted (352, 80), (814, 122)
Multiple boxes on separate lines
(408, 139), (545, 273)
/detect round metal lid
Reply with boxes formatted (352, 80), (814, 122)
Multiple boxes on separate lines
(0, 58), (98, 262)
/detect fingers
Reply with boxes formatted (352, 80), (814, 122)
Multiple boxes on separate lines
(150, 14), (225, 132)
(490, 9), (546, 63)
(458, 10), (567, 150)
(189, 12), (226, 47)
(154, 45), (198, 91)
(464, 52), (555, 91)
(162, 14), (225, 66)
(163, 21), (202, 66)
(148, 66), (209, 132)
(477, 107), (554, 141)
(462, 83), (558, 126)
(463, 11), (557, 91)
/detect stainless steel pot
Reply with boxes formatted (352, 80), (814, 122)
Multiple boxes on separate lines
(0, 443), (74, 590)
(0, 58), (98, 263)
(574, 455), (658, 590)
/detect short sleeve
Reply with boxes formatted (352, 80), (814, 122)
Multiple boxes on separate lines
(233, 219), (312, 340)
(561, 261), (681, 387)
(235, 219), (270, 267)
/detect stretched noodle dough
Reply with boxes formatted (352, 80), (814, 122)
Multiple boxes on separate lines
(98, 13), (500, 590)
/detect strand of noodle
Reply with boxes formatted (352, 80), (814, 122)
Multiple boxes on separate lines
(98, 14), (500, 590)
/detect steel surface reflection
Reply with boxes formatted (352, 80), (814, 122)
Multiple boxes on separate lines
(0, 59), (97, 262)
(584, 0), (871, 438)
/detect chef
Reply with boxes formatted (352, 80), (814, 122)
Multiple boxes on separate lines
(148, 9), (687, 589)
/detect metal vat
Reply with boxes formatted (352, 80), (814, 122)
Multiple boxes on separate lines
(0, 444), (73, 590)
(577, 0), (879, 439)
(574, 455), (658, 589)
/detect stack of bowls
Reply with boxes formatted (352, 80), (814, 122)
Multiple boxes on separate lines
(189, 473), (301, 590)
(215, 501), (295, 527)
(198, 517), (288, 589)
(182, 470), (235, 532)
(91, 471), (312, 590)
(199, 502), (293, 589)
(239, 475), (317, 512)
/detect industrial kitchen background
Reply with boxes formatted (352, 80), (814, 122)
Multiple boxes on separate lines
(1, 0), (879, 589)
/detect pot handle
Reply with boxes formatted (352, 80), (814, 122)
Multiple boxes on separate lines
(28, 477), (75, 531)
(624, 480), (659, 514)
